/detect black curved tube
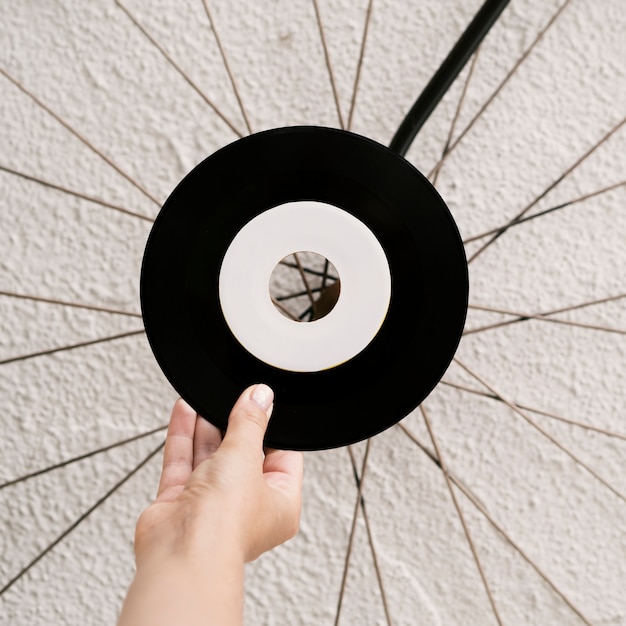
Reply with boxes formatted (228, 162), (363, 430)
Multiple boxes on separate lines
(389, 0), (511, 157)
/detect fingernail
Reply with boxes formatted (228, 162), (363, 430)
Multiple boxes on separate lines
(251, 384), (274, 411)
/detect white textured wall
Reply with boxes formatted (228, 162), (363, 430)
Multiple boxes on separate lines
(1, 0), (625, 624)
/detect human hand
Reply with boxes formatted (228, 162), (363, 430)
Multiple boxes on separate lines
(135, 383), (303, 564)
(118, 384), (303, 626)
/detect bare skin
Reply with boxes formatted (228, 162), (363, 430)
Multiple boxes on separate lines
(117, 384), (304, 626)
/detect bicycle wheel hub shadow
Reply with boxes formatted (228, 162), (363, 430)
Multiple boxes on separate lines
(140, 126), (468, 449)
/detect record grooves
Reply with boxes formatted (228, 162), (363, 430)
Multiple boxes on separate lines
(140, 126), (468, 450)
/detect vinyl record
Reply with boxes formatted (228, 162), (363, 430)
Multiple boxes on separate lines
(140, 126), (468, 450)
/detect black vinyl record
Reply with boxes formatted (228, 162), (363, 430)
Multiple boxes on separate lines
(140, 126), (468, 450)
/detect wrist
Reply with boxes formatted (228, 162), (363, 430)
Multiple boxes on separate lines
(120, 541), (244, 626)
(135, 499), (245, 569)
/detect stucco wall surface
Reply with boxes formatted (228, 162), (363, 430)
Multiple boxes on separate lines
(1, 1), (625, 624)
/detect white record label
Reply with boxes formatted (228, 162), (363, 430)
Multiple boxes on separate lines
(218, 201), (392, 372)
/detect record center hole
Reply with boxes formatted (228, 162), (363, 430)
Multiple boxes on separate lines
(269, 252), (341, 322)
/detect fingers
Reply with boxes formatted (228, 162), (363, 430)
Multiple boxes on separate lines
(192, 415), (222, 470)
(263, 448), (304, 487)
(157, 398), (197, 501)
(222, 384), (274, 452)
(257, 449), (304, 553)
(263, 449), (304, 496)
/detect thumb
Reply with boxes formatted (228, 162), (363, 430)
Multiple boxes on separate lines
(222, 384), (274, 451)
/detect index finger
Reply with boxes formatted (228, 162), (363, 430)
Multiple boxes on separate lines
(263, 448), (304, 496)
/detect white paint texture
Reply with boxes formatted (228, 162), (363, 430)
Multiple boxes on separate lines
(1, 0), (625, 624)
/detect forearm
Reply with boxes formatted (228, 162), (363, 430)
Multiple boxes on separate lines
(117, 548), (244, 626)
